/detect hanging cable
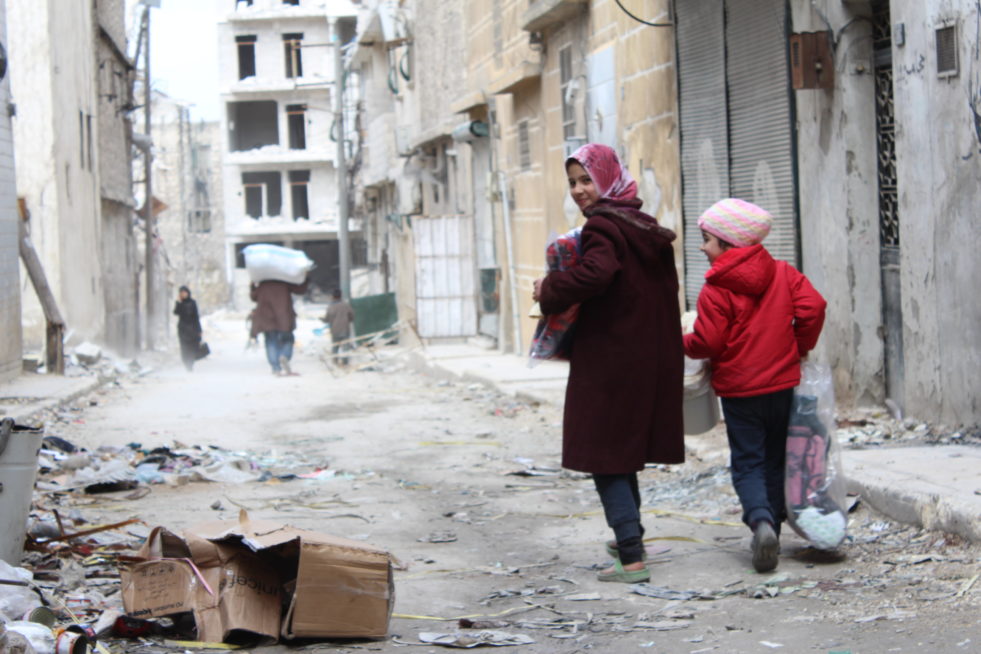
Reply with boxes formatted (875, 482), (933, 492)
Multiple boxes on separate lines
(613, 0), (673, 27)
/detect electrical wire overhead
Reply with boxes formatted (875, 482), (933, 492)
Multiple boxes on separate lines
(613, 0), (673, 27)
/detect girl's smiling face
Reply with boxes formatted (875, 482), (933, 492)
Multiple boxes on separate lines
(700, 230), (731, 264)
(567, 162), (600, 210)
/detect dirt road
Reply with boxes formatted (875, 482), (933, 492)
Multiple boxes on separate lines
(36, 314), (981, 653)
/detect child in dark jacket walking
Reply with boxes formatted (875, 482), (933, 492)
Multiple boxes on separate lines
(683, 198), (826, 573)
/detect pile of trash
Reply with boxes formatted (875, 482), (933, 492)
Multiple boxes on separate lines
(835, 409), (981, 448)
(34, 435), (329, 494)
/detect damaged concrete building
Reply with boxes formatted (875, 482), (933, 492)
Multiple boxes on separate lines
(151, 91), (229, 315)
(0, 0), (21, 382)
(349, 0), (980, 426)
(217, 0), (361, 308)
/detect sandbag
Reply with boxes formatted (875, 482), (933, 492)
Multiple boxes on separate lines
(242, 244), (314, 285)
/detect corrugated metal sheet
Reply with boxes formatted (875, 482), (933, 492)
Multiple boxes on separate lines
(677, 0), (729, 307)
(726, 0), (798, 268)
(413, 215), (478, 337)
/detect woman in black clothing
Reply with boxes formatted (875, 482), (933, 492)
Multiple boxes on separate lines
(173, 286), (203, 371)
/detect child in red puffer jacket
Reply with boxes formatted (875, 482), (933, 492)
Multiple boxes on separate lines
(683, 198), (826, 573)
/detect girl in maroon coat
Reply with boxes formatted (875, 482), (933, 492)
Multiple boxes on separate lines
(533, 144), (684, 584)
(683, 198), (826, 572)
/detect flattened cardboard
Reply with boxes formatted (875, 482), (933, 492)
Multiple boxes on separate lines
(186, 515), (394, 639)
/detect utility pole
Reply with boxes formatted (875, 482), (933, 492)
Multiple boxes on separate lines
(142, 4), (156, 348)
(332, 19), (350, 299)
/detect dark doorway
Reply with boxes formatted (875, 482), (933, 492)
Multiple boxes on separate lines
(296, 240), (339, 299)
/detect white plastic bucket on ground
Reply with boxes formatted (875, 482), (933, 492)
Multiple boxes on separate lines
(0, 419), (43, 565)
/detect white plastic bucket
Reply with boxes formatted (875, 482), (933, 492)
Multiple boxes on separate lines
(683, 382), (720, 435)
(0, 419), (44, 564)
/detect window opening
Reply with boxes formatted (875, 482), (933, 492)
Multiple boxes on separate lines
(283, 33), (304, 79)
(187, 209), (212, 233)
(559, 46), (576, 139)
(289, 170), (310, 220)
(79, 111), (85, 169)
(935, 25), (958, 77)
(236, 35), (256, 80)
(242, 171), (282, 217)
(518, 120), (531, 171)
(287, 104), (307, 149)
(283, 0), (300, 5)
(228, 100), (279, 151)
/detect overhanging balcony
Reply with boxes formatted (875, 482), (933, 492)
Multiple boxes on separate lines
(521, 0), (588, 33)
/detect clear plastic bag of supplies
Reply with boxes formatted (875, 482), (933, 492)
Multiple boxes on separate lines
(529, 227), (582, 366)
(784, 361), (847, 550)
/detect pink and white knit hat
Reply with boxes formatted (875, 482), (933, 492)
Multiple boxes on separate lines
(697, 199), (772, 247)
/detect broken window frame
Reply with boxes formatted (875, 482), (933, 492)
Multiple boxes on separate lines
(236, 35), (257, 80)
(288, 170), (311, 220)
(283, 33), (304, 79)
(286, 104), (307, 150)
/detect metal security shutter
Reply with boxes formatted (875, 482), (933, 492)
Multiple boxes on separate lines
(676, 0), (729, 308)
(414, 215), (478, 338)
(726, 0), (798, 268)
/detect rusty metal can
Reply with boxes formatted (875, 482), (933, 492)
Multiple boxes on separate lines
(20, 605), (57, 627)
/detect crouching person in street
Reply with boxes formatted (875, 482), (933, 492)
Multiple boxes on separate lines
(533, 144), (684, 583)
(250, 276), (309, 376)
(322, 288), (355, 366)
(683, 199), (826, 573)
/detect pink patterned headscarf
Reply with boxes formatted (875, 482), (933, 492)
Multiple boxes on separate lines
(566, 143), (638, 203)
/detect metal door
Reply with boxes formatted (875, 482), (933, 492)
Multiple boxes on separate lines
(675, 0), (799, 308)
(413, 215), (478, 338)
(872, 0), (904, 412)
(677, 0), (729, 307)
(726, 0), (799, 269)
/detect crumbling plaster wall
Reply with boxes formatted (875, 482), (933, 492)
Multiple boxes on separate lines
(791, 0), (885, 408)
(0, 0), (22, 381)
(97, 0), (138, 355)
(10, 0), (105, 350)
(891, 0), (980, 425)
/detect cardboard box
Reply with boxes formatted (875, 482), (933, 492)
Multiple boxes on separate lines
(120, 526), (283, 644)
(188, 514), (394, 640)
(120, 512), (394, 642)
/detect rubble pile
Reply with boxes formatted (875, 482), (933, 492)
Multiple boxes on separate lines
(836, 409), (981, 448)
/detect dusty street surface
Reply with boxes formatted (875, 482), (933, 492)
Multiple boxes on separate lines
(29, 313), (981, 653)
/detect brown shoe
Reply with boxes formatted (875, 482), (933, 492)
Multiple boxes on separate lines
(751, 522), (779, 573)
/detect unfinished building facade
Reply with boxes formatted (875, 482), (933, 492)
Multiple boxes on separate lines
(218, 0), (358, 307)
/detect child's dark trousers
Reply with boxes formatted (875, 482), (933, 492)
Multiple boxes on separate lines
(720, 388), (795, 529)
